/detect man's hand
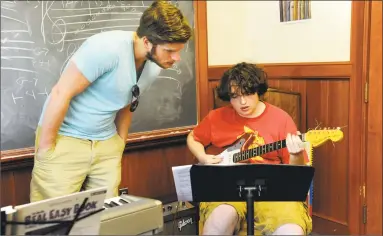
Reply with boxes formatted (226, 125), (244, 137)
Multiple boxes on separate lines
(200, 154), (223, 164)
(115, 105), (133, 145)
(38, 142), (55, 152)
(286, 131), (305, 155)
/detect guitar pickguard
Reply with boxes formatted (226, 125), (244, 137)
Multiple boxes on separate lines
(217, 138), (246, 165)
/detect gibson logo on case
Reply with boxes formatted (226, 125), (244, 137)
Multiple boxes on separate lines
(178, 217), (194, 232)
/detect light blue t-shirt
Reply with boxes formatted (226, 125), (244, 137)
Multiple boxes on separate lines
(38, 31), (162, 140)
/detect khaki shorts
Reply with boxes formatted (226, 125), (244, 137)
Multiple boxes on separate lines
(30, 126), (125, 202)
(199, 201), (312, 235)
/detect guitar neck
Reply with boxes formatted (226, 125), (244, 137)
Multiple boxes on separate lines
(233, 134), (305, 163)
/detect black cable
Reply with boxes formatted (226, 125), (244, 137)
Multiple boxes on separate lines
(171, 202), (180, 235)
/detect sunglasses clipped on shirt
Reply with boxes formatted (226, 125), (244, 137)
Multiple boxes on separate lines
(130, 85), (140, 112)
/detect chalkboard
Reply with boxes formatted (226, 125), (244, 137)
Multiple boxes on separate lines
(0, 1), (197, 151)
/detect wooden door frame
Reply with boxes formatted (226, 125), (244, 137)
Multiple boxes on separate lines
(364, 1), (383, 234)
(194, 0), (209, 122)
(349, 1), (377, 234)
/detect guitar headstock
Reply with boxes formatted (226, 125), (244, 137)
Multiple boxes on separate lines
(305, 127), (344, 147)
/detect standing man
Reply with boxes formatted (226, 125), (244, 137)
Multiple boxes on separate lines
(187, 62), (312, 235)
(30, 0), (192, 202)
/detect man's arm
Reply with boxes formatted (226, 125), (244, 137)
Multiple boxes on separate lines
(114, 105), (133, 142)
(39, 36), (119, 150)
(39, 62), (91, 150)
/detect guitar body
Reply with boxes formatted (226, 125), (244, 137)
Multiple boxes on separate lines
(205, 136), (248, 165)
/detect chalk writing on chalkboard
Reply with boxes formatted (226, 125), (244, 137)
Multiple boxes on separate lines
(1, 0), (196, 151)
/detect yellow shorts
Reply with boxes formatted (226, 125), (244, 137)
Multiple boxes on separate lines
(199, 201), (312, 235)
(30, 126), (125, 202)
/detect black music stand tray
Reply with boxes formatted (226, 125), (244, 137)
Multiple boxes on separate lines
(190, 163), (315, 235)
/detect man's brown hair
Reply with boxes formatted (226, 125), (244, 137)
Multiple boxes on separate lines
(137, 1), (192, 44)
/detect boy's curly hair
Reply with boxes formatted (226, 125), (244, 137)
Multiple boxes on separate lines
(216, 62), (268, 102)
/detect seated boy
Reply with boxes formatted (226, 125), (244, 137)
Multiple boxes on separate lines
(186, 62), (312, 235)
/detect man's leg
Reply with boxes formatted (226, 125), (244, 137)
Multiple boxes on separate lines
(82, 134), (125, 198)
(30, 127), (92, 202)
(254, 201), (312, 235)
(199, 202), (246, 235)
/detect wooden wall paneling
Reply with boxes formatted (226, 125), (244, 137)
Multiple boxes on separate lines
(260, 62), (352, 79)
(306, 79), (350, 234)
(120, 143), (196, 203)
(208, 81), (219, 110)
(267, 78), (352, 234)
(1, 171), (16, 207)
(208, 63), (352, 81)
(262, 89), (301, 128)
(267, 79), (307, 131)
(12, 168), (32, 206)
(365, 0), (382, 234)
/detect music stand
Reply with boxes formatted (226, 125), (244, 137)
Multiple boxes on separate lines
(190, 163), (315, 235)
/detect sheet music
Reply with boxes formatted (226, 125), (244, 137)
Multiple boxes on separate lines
(171, 165), (193, 201)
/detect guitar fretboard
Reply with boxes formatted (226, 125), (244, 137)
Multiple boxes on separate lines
(233, 134), (305, 163)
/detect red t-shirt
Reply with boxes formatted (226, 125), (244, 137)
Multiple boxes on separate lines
(193, 102), (309, 164)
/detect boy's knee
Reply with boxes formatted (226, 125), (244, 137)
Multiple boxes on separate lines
(203, 204), (239, 235)
(273, 223), (305, 235)
(210, 204), (238, 220)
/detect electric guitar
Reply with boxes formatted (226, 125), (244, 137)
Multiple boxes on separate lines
(205, 128), (344, 165)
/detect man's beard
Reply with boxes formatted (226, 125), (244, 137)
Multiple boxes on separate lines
(146, 46), (172, 69)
